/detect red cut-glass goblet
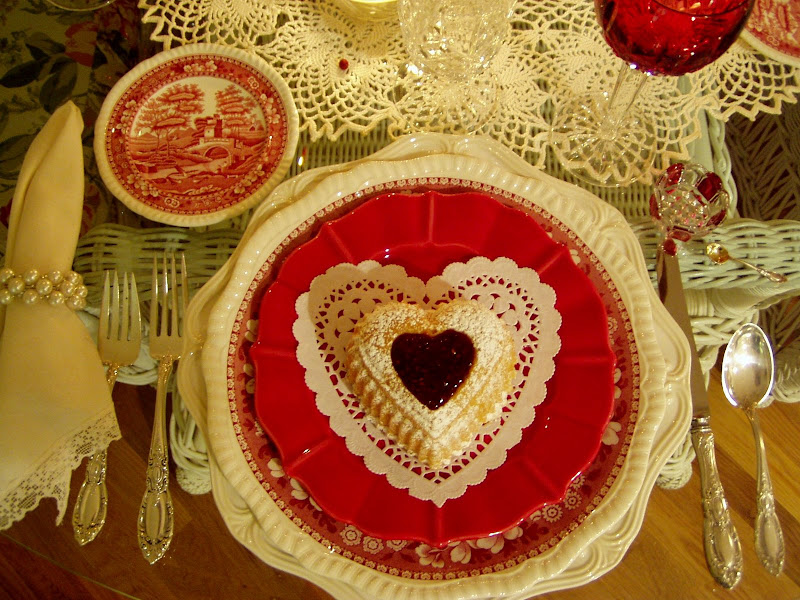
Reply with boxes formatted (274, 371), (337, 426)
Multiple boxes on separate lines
(551, 0), (755, 187)
(650, 162), (730, 255)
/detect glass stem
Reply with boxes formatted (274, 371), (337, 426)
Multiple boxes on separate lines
(601, 63), (649, 133)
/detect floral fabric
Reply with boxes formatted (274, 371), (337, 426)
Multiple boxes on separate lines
(0, 0), (145, 239)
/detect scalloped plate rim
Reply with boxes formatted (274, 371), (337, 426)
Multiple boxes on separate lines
(200, 150), (677, 599)
(93, 42), (299, 227)
(251, 189), (615, 546)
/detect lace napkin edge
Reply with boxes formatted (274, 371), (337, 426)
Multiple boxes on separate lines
(0, 407), (120, 530)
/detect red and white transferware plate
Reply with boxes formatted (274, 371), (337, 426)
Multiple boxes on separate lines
(741, 0), (800, 67)
(94, 43), (298, 226)
(218, 173), (645, 580)
(251, 189), (616, 547)
(193, 140), (687, 600)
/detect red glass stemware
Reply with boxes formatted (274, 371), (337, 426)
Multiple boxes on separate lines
(596, 0), (755, 76)
(551, 0), (755, 187)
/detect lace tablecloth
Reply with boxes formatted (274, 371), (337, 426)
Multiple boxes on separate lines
(139, 0), (800, 183)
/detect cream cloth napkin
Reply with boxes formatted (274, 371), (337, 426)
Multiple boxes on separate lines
(0, 102), (119, 530)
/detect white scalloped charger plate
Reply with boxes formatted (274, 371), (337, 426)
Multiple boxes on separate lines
(188, 138), (690, 599)
(94, 43), (298, 226)
(206, 284), (688, 600)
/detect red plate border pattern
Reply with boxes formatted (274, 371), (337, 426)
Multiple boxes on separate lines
(252, 189), (616, 547)
(224, 178), (640, 580)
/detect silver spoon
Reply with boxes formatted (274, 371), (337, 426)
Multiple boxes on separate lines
(706, 243), (787, 284)
(721, 323), (785, 576)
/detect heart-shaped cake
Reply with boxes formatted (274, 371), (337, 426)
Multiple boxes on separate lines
(345, 299), (517, 469)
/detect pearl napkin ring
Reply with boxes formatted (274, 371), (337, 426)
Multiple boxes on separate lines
(0, 267), (87, 310)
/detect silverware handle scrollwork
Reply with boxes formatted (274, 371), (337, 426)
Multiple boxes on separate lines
(690, 418), (743, 589)
(72, 449), (108, 545)
(137, 360), (175, 564)
(72, 365), (120, 545)
(749, 409), (785, 575)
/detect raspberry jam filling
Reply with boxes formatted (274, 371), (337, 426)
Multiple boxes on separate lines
(390, 330), (475, 410)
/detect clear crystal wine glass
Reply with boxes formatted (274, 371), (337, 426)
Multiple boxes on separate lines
(391, 0), (516, 135)
(550, 0), (755, 187)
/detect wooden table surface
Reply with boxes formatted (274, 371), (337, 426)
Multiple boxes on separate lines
(2, 367), (799, 600)
(2, 1), (799, 598)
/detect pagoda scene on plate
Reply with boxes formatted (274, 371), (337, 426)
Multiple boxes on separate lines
(106, 55), (290, 216)
(128, 80), (268, 193)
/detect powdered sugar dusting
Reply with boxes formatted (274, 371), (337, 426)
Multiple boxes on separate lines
(293, 257), (562, 505)
(346, 300), (516, 468)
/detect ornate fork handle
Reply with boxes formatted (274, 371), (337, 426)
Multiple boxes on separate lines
(73, 365), (121, 545)
(137, 359), (175, 564)
(691, 419), (743, 588)
(72, 449), (109, 545)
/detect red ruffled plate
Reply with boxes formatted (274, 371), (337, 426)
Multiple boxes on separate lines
(251, 190), (615, 546)
(224, 176), (640, 578)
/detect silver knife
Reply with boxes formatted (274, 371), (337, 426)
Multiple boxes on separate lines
(656, 247), (743, 589)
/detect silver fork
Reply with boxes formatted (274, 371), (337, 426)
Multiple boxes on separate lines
(138, 252), (187, 564)
(73, 271), (141, 545)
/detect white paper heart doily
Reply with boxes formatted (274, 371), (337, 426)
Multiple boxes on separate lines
(294, 256), (561, 506)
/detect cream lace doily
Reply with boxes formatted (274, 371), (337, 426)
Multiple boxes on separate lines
(293, 258), (561, 506)
(140, 0), (800, 183)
